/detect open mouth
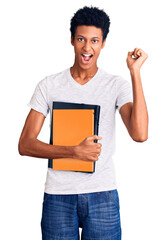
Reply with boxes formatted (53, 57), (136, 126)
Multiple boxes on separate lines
(81, 54), (93, 64)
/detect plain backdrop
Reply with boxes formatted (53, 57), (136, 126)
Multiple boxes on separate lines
(0, 0), (167, 239)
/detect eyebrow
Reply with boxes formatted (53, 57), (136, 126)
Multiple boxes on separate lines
(77, 35), (100, 39)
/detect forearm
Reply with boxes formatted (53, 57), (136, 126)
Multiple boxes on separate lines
(129, 69), (148, 141)
(19, 137), (75, 159)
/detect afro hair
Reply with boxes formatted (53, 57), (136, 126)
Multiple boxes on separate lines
(70, 6), (111, 43)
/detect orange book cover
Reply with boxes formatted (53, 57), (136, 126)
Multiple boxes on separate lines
(48, 101), (100, 173)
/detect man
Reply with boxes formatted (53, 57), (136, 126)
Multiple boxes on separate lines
(18, 5), (148, 240)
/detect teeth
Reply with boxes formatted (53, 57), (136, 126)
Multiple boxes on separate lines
(82, 54), (92, 56)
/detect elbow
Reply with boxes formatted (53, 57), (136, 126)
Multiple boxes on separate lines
(18, 140), (24, 156)
(129, 126), (148, 142)
(130, 130), (148, 142)
(18, 137), (35, 156)
(132, 135), (148, 142)
(18, 138), (27, 156)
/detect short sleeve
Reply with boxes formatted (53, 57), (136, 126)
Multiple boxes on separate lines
(115, 77), (133, 113)
(27, 77), (50, 117)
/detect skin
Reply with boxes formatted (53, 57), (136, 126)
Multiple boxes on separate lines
(18, 25), (148, 162)
(70, 25), (106, 84)
(123, 48), (148, 142)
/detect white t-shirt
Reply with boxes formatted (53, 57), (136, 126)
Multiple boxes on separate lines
(28, 67), (133, 194)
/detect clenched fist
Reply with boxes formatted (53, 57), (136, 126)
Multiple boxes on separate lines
(73, 135), (102, 162)
(126, 48), (148, 72)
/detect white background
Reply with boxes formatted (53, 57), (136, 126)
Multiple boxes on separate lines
(0, 0), (167, 239)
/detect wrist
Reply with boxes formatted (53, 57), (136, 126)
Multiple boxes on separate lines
(130, 67), (140, 75)
(71, 145), (79, 159)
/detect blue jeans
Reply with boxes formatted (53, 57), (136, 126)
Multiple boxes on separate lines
(41, 189), (121, 240)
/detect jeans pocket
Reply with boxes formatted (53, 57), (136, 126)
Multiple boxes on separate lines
(106, 189), (120, 209)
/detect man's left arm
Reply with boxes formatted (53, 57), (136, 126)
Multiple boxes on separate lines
(120, 48), (149, 142)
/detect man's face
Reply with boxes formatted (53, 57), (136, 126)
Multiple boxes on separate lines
(71, 25), (106, 69)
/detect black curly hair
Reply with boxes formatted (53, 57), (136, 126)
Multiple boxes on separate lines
(70, 6), (110, 43)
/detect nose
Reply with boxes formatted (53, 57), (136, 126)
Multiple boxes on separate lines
(83, 41), (91, 52)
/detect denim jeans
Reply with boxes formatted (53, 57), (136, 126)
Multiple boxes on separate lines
(41, 189), (121, 240)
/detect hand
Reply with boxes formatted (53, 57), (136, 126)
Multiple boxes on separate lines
(73, 135), (102, 162)
(126, 48), (148, 72)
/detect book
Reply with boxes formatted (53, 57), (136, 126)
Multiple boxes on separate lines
(48, 101), (100, 173)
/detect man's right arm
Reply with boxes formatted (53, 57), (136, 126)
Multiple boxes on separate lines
(18, 109), (102, 161)
(18, 109), (75, 159)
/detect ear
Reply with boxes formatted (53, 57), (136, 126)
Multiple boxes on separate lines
(101, 39), (106, 49)
(71, 35), (74, 46)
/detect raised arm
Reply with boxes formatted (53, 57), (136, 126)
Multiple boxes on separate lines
(120, 48), (149, 142)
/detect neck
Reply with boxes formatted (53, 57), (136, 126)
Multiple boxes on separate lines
(70, 63), (98, 80)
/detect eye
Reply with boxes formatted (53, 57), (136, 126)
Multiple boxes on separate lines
(92, 39), (98, 43)
(78, 38), (84, 42)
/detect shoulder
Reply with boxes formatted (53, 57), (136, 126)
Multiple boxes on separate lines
(99, 68), (127, 83)
(46, 68), (67, 81)
(38, 68), (68, 89)
(99, 69), (132, 98)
